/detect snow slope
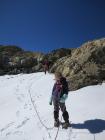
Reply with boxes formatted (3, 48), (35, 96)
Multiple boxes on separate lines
(0, 72), (105, 140)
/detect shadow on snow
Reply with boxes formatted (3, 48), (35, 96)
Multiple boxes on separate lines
(71, 119), (105, 134)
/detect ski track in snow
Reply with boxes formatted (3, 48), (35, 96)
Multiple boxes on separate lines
(0, 72), (105, 140)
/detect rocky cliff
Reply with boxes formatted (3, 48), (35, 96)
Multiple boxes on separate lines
(50, 38), (105, 90)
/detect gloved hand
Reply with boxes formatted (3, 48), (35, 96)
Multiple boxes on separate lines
(59, 94), (68, 103)
(49, 96), (52, 105)
(49, 101), (52, 105)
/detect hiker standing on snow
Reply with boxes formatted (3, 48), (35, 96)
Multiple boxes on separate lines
(49, 72), (70, 129)
(43, 60), (49, 74)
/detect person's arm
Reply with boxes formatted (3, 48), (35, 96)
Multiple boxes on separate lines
(49, 84), (55, 105)
(61, 78), (69, 94)
(59, 94), (68, 103)
(49, 95), (53, 105)
(59, 78), (68, 103)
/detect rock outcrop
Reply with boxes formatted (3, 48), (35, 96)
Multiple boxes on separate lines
(0, 45), (44, 75)
(50, 38), (105, 90)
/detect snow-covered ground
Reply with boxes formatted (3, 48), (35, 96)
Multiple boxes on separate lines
(0, 72), (105, 140)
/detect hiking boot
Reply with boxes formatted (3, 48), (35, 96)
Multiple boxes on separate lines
(62, 121), (70, 129)
(54, 120), (60, 127)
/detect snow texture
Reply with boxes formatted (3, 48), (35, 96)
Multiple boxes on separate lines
(0, 72), (105, 140)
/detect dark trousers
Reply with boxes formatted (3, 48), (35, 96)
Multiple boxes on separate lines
(44, 65), (49, 74)
(53, 99), (69, 123)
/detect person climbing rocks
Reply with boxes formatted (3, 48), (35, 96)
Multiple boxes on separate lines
(49, 72), (70, 129)
(43, 59), (49, 74)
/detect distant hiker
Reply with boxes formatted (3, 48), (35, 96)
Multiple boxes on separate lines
(43, 60), (49, 74)
(49, 72), (70, 129)
(0, 54), (3, 68)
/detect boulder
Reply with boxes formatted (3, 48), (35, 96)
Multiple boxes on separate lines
(50, 38), (105, 91)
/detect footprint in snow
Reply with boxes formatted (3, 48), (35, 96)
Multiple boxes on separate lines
(6, 132), (11, 136)
(16, 118), (30, 129)
(16, 111), (20, 117)
(0, 122), (14, 133)
(24, 103), (28, 109)
(17, 96), (23, 102)
(13, 131), (23, 135)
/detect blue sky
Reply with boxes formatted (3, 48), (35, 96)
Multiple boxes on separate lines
(0, 0), (105, 53)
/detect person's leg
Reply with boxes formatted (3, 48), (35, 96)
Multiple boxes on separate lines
(45, 66), (47, 74)
(44, 66), (46, 74)
(53, 99), (59, 127)
(59, 102), (70, 128)
(45, 70), (46, 74)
